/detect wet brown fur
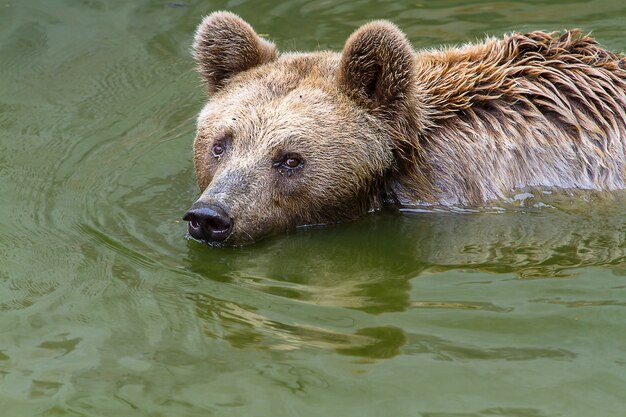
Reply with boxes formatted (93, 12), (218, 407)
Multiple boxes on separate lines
(190, 11), (626, 244)
(410, 30), (626, 204)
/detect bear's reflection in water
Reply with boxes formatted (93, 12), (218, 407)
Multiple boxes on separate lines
(185, 192), (626, 357)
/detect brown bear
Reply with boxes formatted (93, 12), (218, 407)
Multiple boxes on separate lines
(183, 11), (626, 246)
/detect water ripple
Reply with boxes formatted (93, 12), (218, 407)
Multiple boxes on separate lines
(2, 1), (626, 415)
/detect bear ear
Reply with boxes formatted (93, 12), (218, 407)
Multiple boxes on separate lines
(337, 21), (415, 111)
(193, 12), (278, 94)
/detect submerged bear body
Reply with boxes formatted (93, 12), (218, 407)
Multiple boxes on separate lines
(183, 12), (626, 245)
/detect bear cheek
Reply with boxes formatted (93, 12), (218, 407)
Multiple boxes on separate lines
(231, 182), (302, 243)
(229, 201), (290, 244)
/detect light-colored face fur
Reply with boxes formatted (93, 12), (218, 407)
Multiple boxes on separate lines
(189, 12), (414, 245)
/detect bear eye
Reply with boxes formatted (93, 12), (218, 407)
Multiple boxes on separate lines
(273, 154), (304, 175)
(285, 157), (301, 168)
(212, 143), (224, 158)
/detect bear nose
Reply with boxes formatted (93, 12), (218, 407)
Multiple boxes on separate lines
(182, 204), (233, 243)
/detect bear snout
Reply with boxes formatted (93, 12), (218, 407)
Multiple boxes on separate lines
(182, 203), (233, 244)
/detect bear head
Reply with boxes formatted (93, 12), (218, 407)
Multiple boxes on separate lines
(184, 12), (425, 245)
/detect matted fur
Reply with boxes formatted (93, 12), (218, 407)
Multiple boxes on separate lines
(188, 12), (626, 244)
(408, 30), (626, 204)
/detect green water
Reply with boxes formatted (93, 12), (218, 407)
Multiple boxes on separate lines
(2, 0), (626, 415)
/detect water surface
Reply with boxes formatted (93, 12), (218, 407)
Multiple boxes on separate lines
(2, 0), (626, 416)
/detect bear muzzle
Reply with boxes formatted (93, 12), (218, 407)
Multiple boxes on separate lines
(183, 202), (233, 244)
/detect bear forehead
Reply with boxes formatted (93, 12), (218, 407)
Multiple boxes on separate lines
(199, 85), (346, 130)
(198, 53), (353, 131)
(197, 88), (354, 151)
(212, 52), (341, 101)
